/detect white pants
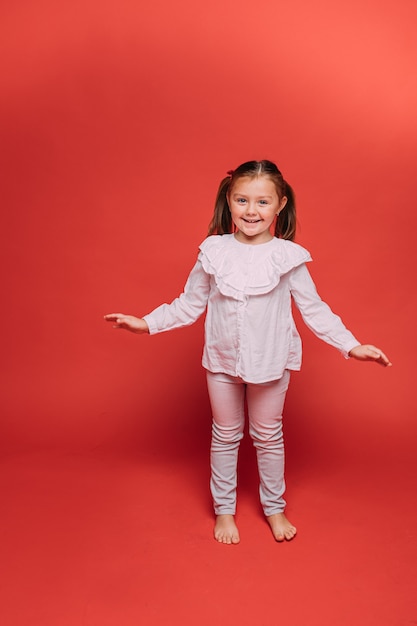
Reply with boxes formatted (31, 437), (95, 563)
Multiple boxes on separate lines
(206, 370), (290, 517)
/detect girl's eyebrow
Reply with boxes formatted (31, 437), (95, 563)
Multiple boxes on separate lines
(232, 192), (273, 199)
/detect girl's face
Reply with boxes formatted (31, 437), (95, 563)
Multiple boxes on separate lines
(228, 176), (287, 245)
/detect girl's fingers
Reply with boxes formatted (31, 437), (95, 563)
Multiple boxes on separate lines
(104, 314), (125, 322)
(371, 348), (391, 366)
(378, 352), (392, 366)
(351, 345), (392, 366)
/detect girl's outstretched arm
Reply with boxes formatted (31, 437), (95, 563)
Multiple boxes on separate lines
(104, 314), (149, 334)
(348, 344), (392, 367)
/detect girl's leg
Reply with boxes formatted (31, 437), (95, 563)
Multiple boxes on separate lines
(206, 371), (245, 544)
(246, 370), (296, 541)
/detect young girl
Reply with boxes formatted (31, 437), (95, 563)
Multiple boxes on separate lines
(105, 160), (391, 545)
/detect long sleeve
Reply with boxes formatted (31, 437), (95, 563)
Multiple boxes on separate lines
(289, 263), (360, 357)
(143, 258), (211, 335)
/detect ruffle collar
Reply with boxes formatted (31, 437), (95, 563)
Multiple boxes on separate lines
(199, 234), (312, 298)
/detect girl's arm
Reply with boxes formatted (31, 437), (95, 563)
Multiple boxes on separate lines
(105, 258), (211, 336)
(290, 264), (391, 367)
(143, 258), (210, 334)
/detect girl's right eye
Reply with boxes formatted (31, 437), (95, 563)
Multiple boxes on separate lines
(236, 198), (246, 204)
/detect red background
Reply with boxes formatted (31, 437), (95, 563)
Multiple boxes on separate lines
(1, 0), (415, 457)
(0, 1), (416, 624)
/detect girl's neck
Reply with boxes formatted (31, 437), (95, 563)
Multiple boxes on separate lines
(233, 231), (275, 246)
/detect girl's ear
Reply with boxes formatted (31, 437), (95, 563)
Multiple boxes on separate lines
(277, 196), (288, 214)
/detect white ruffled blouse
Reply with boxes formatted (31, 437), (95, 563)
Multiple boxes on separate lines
(143, 234), (359, 383)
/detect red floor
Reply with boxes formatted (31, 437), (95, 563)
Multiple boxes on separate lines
(1, 439), (415, 626)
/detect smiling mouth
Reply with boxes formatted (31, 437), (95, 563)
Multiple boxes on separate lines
(243, 219), (261, 223)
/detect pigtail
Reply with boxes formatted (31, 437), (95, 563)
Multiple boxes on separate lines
(275, 181), (296, 241)
(208, 176), (233, 235)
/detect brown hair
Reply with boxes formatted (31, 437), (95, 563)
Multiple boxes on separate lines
(208, 160), (296, 241)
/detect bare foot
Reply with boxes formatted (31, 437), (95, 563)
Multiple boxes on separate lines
(214, 514), (240, 544)
(266, 512), (297, 542)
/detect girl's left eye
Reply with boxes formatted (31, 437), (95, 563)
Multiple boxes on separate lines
(259, 200), (268, 205)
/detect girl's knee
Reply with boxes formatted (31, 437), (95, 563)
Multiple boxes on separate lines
(249, 423), (283, 447)
(212, 421), (244, 445)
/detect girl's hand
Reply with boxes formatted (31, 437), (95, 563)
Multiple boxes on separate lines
(104, 313), (149, 334)
(348, 344), (392, 367)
